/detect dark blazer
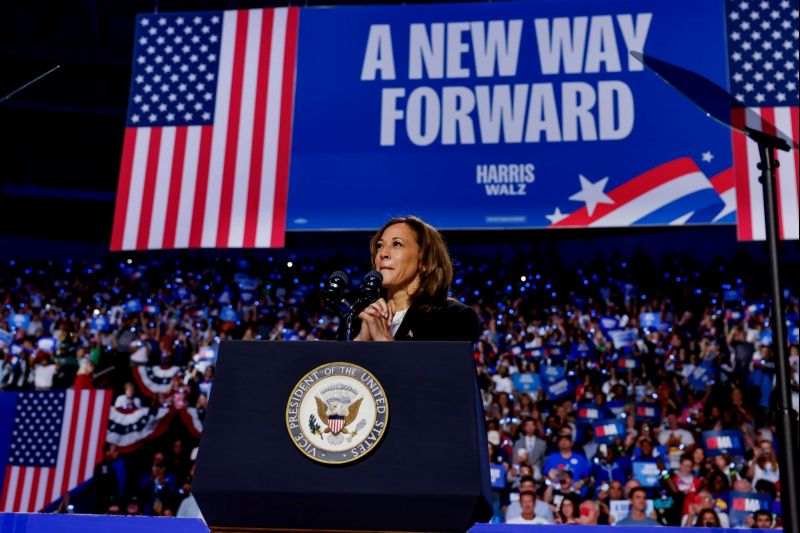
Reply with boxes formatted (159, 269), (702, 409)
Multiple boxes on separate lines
(393, 299), (480, 342)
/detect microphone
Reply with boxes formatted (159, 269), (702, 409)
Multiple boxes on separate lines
(321, 270), (349, 313)
(352, 270), (383, 313)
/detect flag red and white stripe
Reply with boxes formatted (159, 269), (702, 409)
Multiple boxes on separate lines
(731, 107), (800, 241)
(0, 390), (112, 513)
(111, 8), (299, 251)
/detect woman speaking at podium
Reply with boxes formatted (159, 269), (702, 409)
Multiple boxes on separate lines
(353, 216), (480, 343)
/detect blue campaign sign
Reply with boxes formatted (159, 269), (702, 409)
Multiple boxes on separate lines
(729, 491), (773, 528)
(606, 400), (626, 417)
(593, 419), (626, 444)
(511, 372), (542, 393)
(545, 378), (574, 401)
(124, 299), (143, 314)
(540, 364), (566, 383)
(634, 402), (661, 423)
(576, 403), (603, 423)
(0, 329), (12, 347)
(688, 361), (716, 391)
(7, 314), (30, 331)
(220, 307), (239, 322)
(287, 0), (732, 231)
(608, 328), (637, 349)
(489, 463), (507, 489)
(91, 316), (111, 332)
(632, 460), (662, 487)
(638, 312), (661, 329)
(702, 429), (745, 457)
(598, 316), (621, 331)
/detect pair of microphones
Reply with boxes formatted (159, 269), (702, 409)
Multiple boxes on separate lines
(321, 270), (383, 340)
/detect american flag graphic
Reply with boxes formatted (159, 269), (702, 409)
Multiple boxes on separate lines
(548, 158), (726, 228)
(328, 416), (345, 434)
(727, 0), (799, 241)
(111, 8), (299, 250)
(0, 390), (112, 512)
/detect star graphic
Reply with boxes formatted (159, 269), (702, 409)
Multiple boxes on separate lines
(569, 175), (614, 216)
(545, 207), (568, 224)
(701, 151), (715, 163)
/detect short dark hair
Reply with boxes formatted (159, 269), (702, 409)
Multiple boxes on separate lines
(629, 486), (648, 500)
(753, 510), (772, 524)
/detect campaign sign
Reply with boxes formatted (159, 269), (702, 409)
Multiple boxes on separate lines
(569, 342), (593, 361)
(616, 356), (639, 372)
(0, 329), (14, 347)
(220, 307), (239, 322)
(577, 403), (603, 422)
(36, 337), (57, 352)
(540, 364), (566, 383)
(592, 419), (626, 444)
(607, 400), (626, 417)
(688, 361), (716, 391)
(634, 403), (661, 423)
(188, 307), (209, 320)
(726, 309), (744, 327)
(608, 329), (637, 349)
(512, 372), (542, 393)
(509, 343), (525, 356)
(124, 298), (143, 314)
(143, 303), (160, 317)
(489, 463), (507, 489)
(633, 460), (662, 487)
(545, 378), (574, 401)
(599, 316), (621, 331)
(526, 348), (544, 359)
(724, 288), (743, 302)
(638, 312), (661, 329)
(789, 323), (799, 344)
(91, 315), (111, 332)
(729, 491), (773, 528)
(703, 430), (745, 457)
(7, 313), (31, 331)
(287, 0), (731, 231)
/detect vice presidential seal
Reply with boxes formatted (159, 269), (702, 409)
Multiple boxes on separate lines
(286, 362), (389, 464)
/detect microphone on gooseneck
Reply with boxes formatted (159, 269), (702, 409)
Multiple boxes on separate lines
(321, 270), (349, 313)
(352, 270), (383, 314)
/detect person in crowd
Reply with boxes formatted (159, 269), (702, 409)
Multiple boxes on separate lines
(505, 475), (554, 523)
(543, 428), (589, 491)
(512, 417), (547, 476)
(695, 508), (722, 528)
(616, 486), (661, 526)
(557, 493), (582, 524)
(114, 381), (142, 410)
(683, 490), (731, 528)
(354, 216), (480, 342)
(578, 500), (601, 525)
(506, 491), (551, 524)
(751, 509), (773, 529)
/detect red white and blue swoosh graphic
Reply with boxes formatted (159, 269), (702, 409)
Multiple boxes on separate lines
(547, 158), (735, 228)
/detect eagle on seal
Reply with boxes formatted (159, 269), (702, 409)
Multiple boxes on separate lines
(315, 396), (363, 436)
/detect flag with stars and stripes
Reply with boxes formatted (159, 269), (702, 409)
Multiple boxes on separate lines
(111, 8), (299, 250)
(0, 390), (112, 512)
(727, 0), (799, 241)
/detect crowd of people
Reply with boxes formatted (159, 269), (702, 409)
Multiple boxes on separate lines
(0, 246), (798, 526)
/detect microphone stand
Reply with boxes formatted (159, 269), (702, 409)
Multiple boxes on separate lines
(748, 128), (799, 533)
(0, 65), (61, 104)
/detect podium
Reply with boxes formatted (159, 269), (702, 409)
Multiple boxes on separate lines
(192, 340), (491, 532)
